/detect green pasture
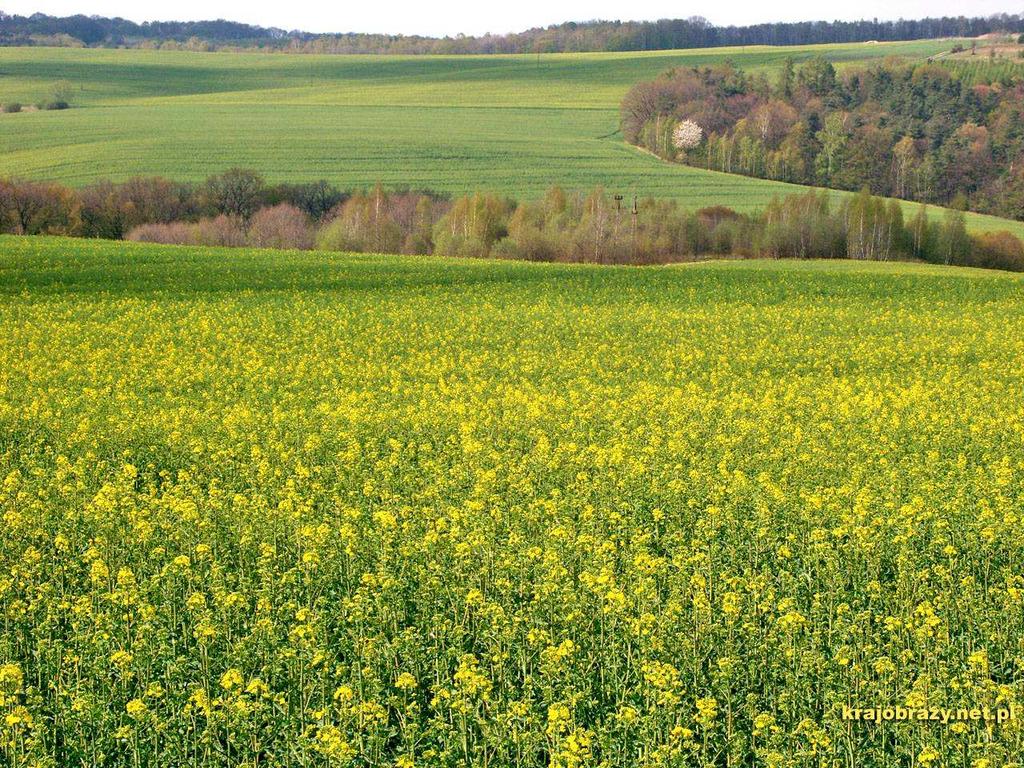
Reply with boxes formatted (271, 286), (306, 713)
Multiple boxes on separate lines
(2, 38), (1023, 237)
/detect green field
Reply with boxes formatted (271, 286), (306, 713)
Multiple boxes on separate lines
(5, 39), (1024, 238)
(940, 57), (1024, 85)
(2, 236), (1024, 766)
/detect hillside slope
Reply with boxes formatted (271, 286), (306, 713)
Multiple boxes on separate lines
(2, 40), (1024, 236)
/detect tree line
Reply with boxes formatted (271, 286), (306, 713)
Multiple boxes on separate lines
(0, 13), (285, 48)
(3, 12), (1024, 54)
(622, 57), (1024, 222)
(1, 171), (1022, 272)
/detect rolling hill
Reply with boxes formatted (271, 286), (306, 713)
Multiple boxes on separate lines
(2, 39), (1024, 236)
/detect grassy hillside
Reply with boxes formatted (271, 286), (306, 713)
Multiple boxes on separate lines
(7, 39), (1024, 238)
(0, 40), (960, 105)
(2, 235), (1024, 765)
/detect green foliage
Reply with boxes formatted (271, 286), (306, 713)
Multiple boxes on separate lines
(761, 190), (845, 258)
(937, 208), (972, 266)
(623, 56), (1024, 223)
(776, 56), (795, 99)
(202, 168), (266, 219)
(845, 188), (903, 260)
(796, 55), (836, 96)
(433, 193), (513, 258)
(316, 185), (444, 255)
(4, 175), (1024, 271)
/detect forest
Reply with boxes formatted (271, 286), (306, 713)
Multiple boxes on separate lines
(2, 11), (1023, 54)
(621, 57), (1024, 221)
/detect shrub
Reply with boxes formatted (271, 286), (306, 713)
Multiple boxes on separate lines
(193, 215), (246, 247)
(709, 218), (744, 255)
(126, 222), (194, 245)
(697, 206), (743, 227)
(489, 238), (525, 260)
(3, 103), (22, 114)
(4, 174), (1022, 274)
(969, 231), (1024, 271)
(247, 204), (313, 250)
(505, 222), (558, 261)
(127, 215), (247, 248)
(316, 217), (361, 253)
(39, 101), (70, 110)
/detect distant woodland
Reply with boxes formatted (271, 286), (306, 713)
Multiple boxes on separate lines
(2, 12), (1024, 53)
(622, 57), (1024, 221)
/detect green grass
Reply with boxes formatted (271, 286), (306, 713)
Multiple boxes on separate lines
(2, 235), (1024, 766)
(2, 38), (1023, 238)
(0, 40), (960, 106)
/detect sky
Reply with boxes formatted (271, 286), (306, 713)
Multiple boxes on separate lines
(3, 0), (1023, 37)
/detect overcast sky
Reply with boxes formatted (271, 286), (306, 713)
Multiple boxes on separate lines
(4, 0), (1023, 37)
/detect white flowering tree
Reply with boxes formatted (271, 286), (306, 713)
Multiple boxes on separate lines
(672, 119), (704, 151)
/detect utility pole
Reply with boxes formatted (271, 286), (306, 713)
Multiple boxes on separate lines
(631, 195), (638, 261)
(613, 194), (623, 257)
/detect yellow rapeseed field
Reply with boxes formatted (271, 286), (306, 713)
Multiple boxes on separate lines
(2, 236), (1024, 767)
